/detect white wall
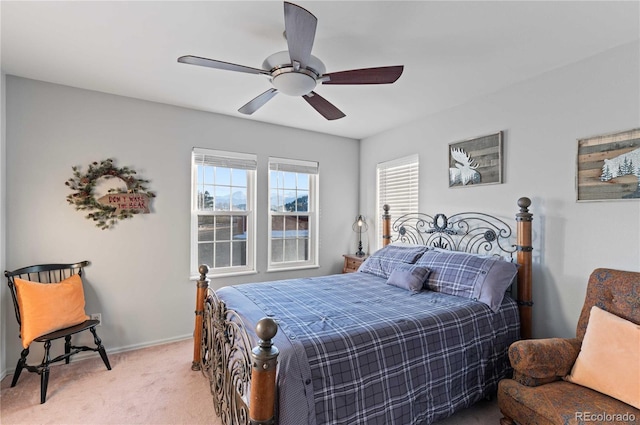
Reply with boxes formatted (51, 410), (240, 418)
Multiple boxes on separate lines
(360, 41), (640, 339)
(3, 76), (359, 370)
(1, 72), (6, 379)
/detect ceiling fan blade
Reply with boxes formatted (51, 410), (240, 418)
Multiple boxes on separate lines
(284, 2), (317, 70)
(238, 88), (279, 115)
(322, 66), (404, 85)
(178, 55), (269, 75)
(302, 91), (345, 120)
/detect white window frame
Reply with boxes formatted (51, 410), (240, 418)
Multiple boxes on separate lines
(268, 157), (319, 271)
(190, 148), (257, 278)
(376, 154), (419, 249)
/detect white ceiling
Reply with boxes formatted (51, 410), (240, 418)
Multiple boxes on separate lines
(2, 1), (639, 140)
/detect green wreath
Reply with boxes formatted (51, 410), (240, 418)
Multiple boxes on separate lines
(65, 158), (156, 229)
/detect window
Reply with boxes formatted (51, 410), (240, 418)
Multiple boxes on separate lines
(191, 148), (256, 277)
(268, 157), (319, 271)
(376, 154), (419, 248)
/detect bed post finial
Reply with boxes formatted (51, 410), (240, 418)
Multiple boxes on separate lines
(382, 204), (391, 246)
(192, 264), (209, 371)
(515, 197), (533, 339)
(517, 197), (532, 219)
(250, 318), (279, 425)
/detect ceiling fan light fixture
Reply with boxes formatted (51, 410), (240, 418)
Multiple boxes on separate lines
(271, 68), (317, 96)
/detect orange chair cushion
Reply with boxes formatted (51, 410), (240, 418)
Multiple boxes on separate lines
(564, 306), (640, 409)
(15, 274), (89, 348)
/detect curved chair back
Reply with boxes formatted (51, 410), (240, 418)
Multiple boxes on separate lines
(576, 268), (640, 340)
(5, 261), (89, 330)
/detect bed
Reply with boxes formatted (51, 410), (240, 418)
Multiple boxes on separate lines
(191, 197), (534, 425)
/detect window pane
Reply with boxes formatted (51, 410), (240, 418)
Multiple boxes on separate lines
(197, 190), (204, 210)
(296, 191), (309, 212)
(297, 238), (309, 261)
(270, 170), (283, 191)
(215, 216), (231, 241)
(200, 187), (214, 211)
(198, 242), (213, 268)
(297, 174), (309, 190)
(202, 166), (214, 185)
(231, 187), (247, 211)
(271, 239), (283, 262)
(232, 241), (246, 266)
(271, 216), (284, 239)
(215, 242), (231, 268)
(232, 169), (247, 187)
(283, 190), (296, 211)
(214, 185), (231, 211)
(298, 215), (309, 235)
(232, 216), (247, 240)
(283, 172), (296, 189)
(270, 189), (279, 212)
(198, 216), (214, 241)
(285, 216), (297, 237)
(215, 167), (231, 185)
(284, 239), (298, 262)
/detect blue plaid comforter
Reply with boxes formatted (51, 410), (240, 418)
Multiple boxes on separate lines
(221, 271), (519, 425)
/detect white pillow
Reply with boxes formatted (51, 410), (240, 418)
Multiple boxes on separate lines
(564, 306), (640, 409)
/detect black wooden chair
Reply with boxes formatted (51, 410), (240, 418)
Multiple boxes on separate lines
(5, 261), (111, 403)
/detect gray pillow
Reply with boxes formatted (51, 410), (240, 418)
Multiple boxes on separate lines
(358, 244), (429, 279)
(477, 258), (519, 312)
(415, 248), (517, 312)
(386, 263), (431, 293)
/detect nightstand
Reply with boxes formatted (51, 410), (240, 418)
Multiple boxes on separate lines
(342, 254), (368, 273)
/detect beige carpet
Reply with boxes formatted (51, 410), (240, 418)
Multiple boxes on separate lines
(1, 339), (503, 424)
(1, 339), (216, 425)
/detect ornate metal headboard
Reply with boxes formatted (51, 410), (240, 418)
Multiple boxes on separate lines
(386, 205), (517, 260)
(381, 197), (534, 340)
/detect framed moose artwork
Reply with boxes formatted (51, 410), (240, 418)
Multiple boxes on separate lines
(448, 131), (503, 188)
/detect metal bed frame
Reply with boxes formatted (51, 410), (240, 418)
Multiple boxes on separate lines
(191, 197), (533, 425)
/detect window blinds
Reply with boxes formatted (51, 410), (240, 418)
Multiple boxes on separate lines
(269, 157), (319, 175)
(193, 148), (257, 170)
(377, 154), (419, 247)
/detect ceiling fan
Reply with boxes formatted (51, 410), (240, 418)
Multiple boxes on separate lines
(177, 1), (404, 120)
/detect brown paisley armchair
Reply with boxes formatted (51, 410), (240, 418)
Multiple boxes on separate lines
(498, 268), (640, 425)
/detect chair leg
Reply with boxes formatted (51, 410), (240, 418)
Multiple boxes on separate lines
(40, 341), (52, 404)
(90, 327), (111, 370)
(64, 335), (72, 364)
(11, 347), (29, 387)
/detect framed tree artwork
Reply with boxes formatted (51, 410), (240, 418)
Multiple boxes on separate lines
(449, 131), (503, 188)
(576, 128), (640, 201)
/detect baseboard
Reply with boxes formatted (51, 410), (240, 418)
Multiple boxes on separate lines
(2, 334), (193, 376)
(98, 334), (193, 357)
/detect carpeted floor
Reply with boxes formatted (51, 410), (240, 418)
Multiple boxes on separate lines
(1, 339), (216, 425)
(1, 339), (503, 424)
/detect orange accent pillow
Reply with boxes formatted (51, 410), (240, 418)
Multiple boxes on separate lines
(15, 274), (89, 349)
(564, 306), (640, 409)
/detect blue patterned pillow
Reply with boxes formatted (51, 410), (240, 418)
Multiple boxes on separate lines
(386, 264), (431, 293)
(358, 244), (429, 279)
(415, 248), (518, 312)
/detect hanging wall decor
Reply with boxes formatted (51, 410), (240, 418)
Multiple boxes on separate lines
(577, 128), (640, 201)
(449, 131), (503, 188)
(65, 158), (156, 229)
